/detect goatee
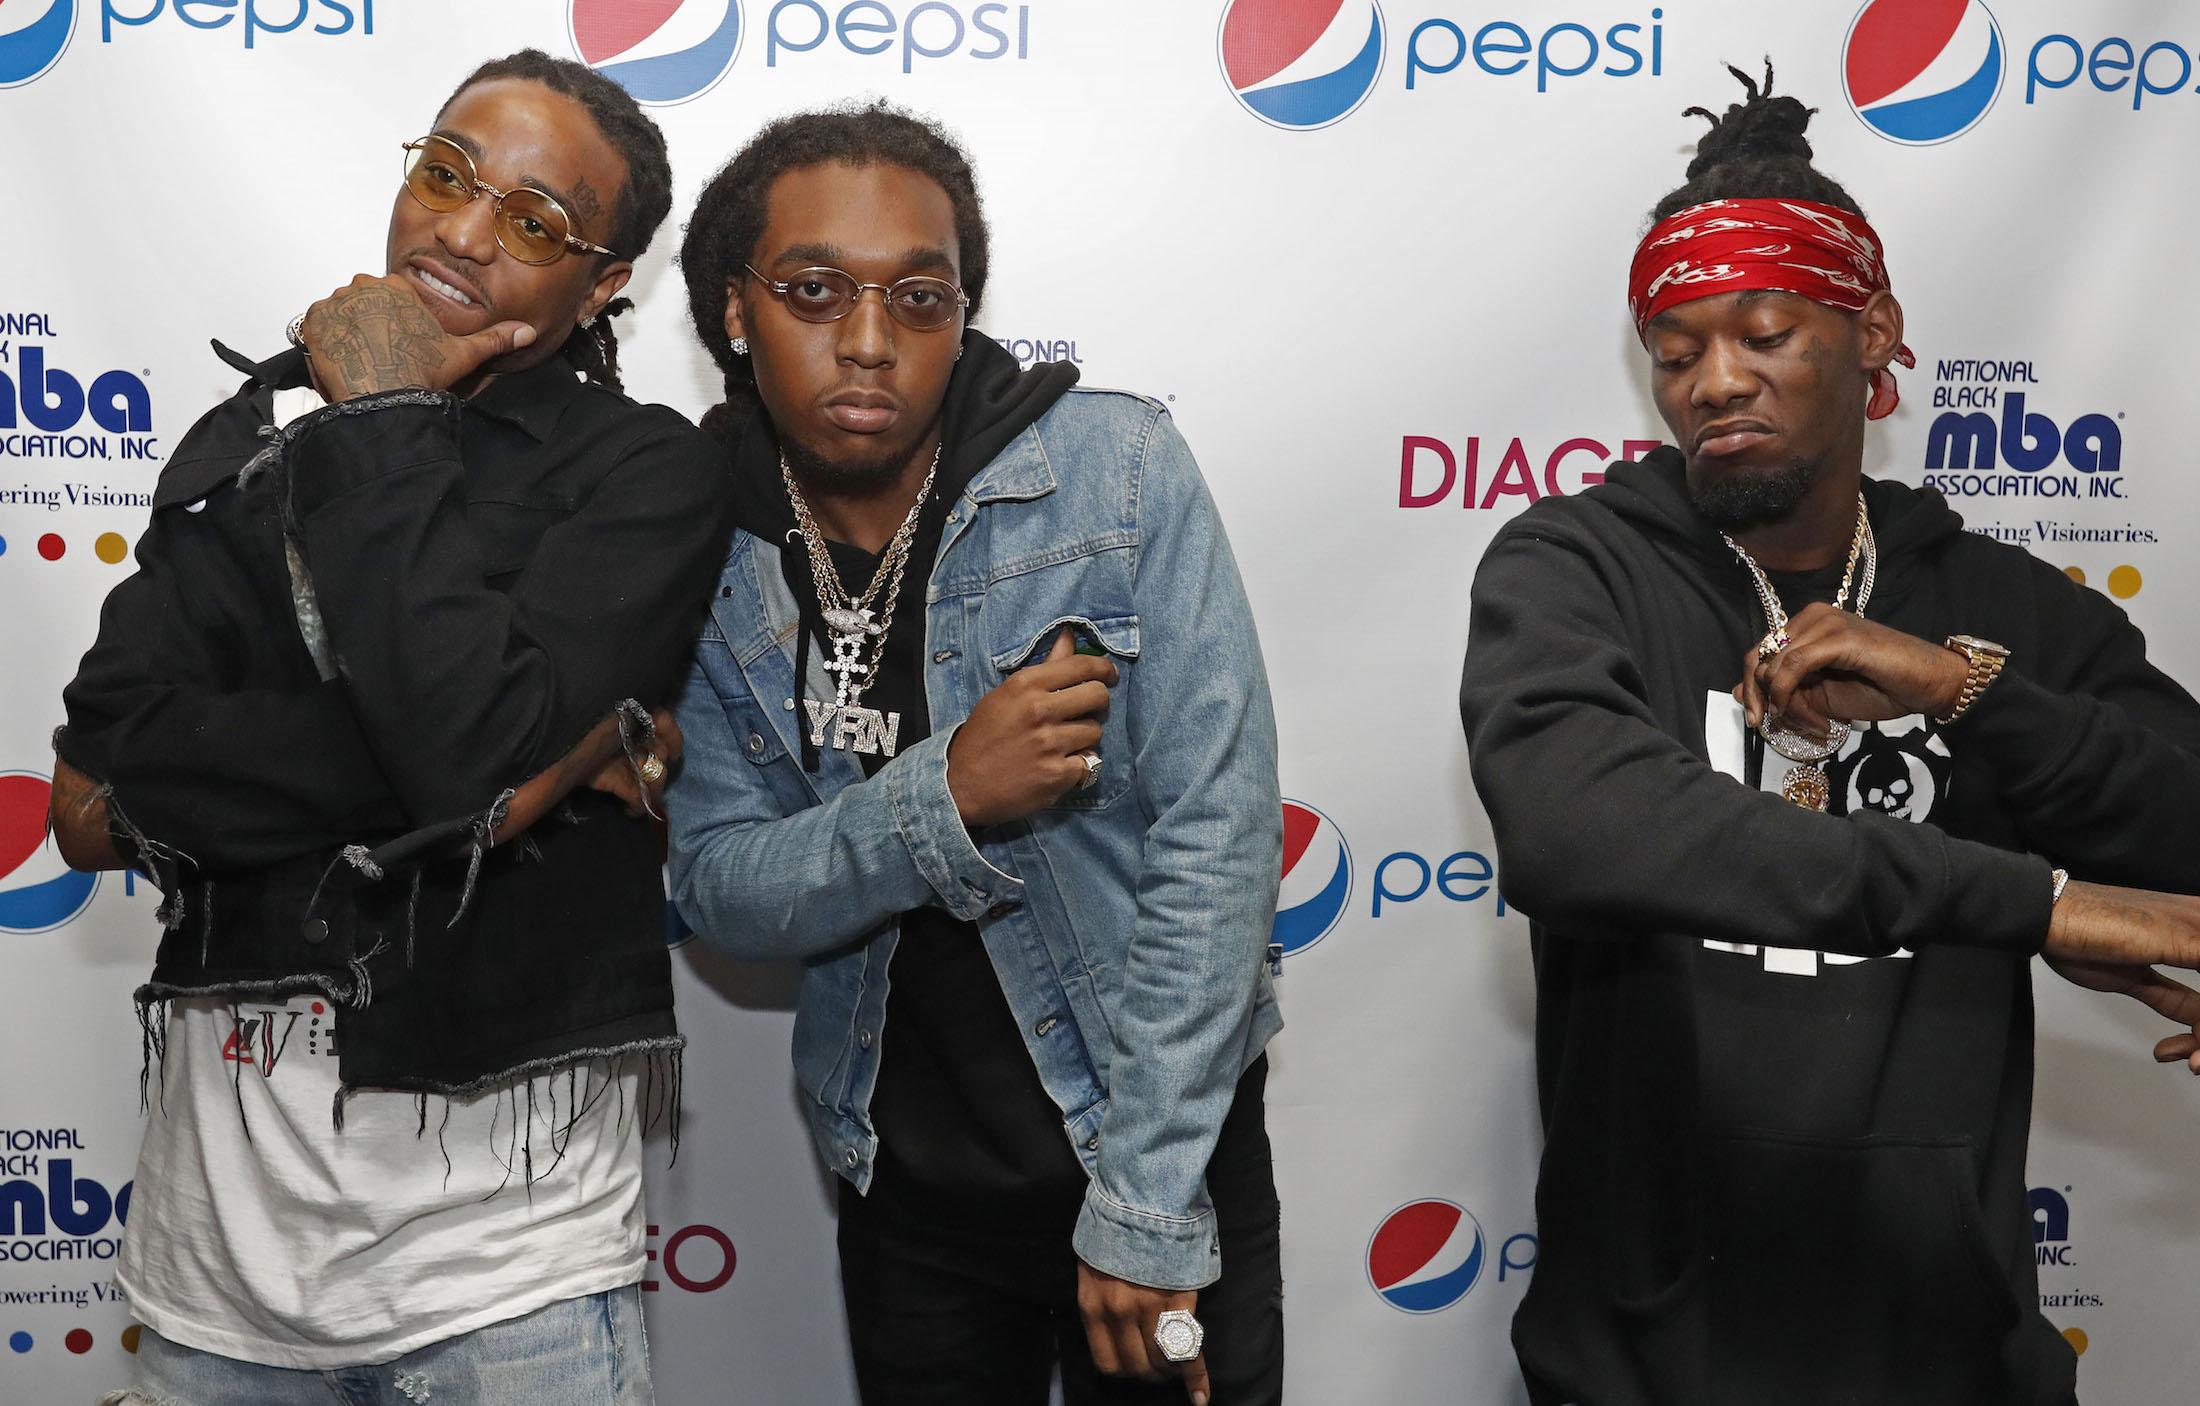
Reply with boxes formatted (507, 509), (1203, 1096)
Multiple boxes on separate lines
(782, 437), (912, 496)
(1688, 458), (1819, 533)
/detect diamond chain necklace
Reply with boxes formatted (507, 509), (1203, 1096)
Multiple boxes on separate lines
(782, 445), (941, 756)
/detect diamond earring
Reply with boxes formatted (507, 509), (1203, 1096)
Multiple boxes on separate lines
(731, 336), (749, 356)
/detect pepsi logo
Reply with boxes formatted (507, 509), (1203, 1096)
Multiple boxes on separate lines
(0, 772), (98, 934)
(572, 0), (744, 106)
(1843, 0), (2006, 145)
(1273, 799), (1351, 957)
(1219, 0), (1386, 131)
(0, 0), (75, 88)
(1367, 1198), (1485, 1313)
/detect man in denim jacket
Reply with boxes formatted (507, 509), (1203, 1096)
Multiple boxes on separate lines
(665, 106), (1285, 1405)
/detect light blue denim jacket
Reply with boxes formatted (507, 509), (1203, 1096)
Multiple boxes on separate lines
(665, 388), (1282, 1290)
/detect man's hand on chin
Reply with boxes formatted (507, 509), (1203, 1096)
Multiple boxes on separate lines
(297, 274), (535, 401)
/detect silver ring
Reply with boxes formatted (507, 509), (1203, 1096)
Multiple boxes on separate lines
(638, 754), (667, 785)
(286, 313), (308, 349)
(1153, 1309), (1203, 1364)
(1076, 751), (1102, 790)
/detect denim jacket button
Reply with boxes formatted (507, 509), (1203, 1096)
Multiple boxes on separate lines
(746, 733), (766, 755)
(782, 698), (796, 711)
(1084, 1135), (1101, 1152)
(858, 1029), (874, 1049)
(843, 1148), (859, 1168)
(300, 917), (329, 945)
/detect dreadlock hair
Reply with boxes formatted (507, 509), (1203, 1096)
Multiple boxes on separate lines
(678, 101), (991, 442)
(1649, 60), (1864, 225)
(439, 49), (675, 394)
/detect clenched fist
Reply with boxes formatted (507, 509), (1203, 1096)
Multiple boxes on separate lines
(947, 629), (1118, 829)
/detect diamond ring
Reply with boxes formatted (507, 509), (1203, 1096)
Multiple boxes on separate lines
(1153, 1309), (1203, 1364)
(638, 754), (667, 786)
(1076, 751), (1102, 790)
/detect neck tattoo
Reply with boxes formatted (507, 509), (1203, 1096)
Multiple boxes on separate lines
(1722, 492), (1878, 811)
(782, 446), (942, 758)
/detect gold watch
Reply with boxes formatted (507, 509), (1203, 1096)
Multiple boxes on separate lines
(1936, 635), (2010, 723)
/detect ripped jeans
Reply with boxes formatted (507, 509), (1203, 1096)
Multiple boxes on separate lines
(101, 1285), (652, 1406)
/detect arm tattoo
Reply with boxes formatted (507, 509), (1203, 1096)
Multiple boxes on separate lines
(313, 284), (454, 394)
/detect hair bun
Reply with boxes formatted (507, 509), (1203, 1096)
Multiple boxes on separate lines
(1682, 61), (1815, 181)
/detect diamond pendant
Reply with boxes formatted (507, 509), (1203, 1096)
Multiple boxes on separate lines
(1759, 715), (1850, 766)
(1782, 763), (1831, 812)
(822, 606), (879, 637)
(821, 628), (870, 706)
(802, 698), (902, 757)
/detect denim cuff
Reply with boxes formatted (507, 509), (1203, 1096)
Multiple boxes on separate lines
(1072, 1182), (1223, 1292)
(885, 722), (1023, 922)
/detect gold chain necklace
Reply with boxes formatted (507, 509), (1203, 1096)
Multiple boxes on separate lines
(1720, 493), (1878, 811)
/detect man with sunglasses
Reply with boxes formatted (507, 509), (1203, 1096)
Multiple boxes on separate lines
(666, 105), (1286, 1405)
(51, 51), (728, 1405)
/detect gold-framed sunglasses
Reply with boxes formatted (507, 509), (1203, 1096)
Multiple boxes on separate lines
(400, 136), (622, 265)
(742, 263), (968, 332)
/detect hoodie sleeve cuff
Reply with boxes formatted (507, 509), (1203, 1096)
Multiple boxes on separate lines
(1933, 831), (2057, 957)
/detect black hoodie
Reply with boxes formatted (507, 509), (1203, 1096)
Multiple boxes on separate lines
(1461, 448), (2200, 1406)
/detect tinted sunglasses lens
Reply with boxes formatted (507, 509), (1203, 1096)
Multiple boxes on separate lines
(495, 188), (572, 264)
(889, 278), (962, 330)
(403, 138), (474, 213)
(781, 269), (858, 321)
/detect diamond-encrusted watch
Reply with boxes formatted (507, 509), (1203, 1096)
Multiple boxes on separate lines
(1936, 634), (2010, 724)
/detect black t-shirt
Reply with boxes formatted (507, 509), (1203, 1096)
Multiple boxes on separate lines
(818, 487), (1090, 1229)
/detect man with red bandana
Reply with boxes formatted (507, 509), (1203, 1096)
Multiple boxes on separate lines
(1461, 67), (2200, 1406)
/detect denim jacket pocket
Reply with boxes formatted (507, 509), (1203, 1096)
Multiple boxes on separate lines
(988, 612), (1140, 809)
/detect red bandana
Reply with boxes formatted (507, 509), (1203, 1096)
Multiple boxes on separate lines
(1627, 197), (1916, 420)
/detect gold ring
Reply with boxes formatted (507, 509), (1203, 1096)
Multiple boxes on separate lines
(638, 754), (667, 785)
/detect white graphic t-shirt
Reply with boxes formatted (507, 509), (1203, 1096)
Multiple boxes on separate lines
(117, 996), (646, 1369)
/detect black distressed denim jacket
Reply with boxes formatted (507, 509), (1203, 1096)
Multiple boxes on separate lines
(55, 343), (734, 1107)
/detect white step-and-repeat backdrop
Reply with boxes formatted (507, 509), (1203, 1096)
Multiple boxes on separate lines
(6, 1), (2198, 1401)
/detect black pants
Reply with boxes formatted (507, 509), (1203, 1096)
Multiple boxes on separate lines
(836, 1061), (1284, 1405)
